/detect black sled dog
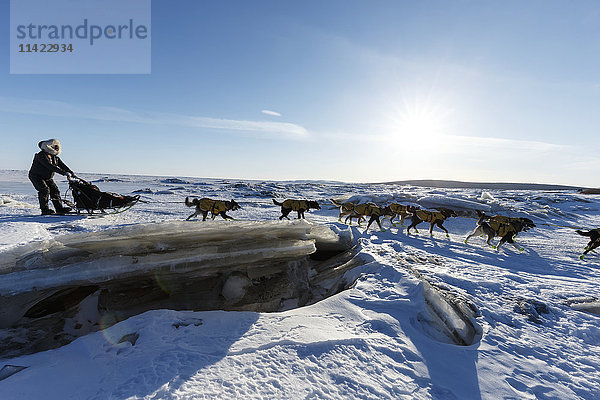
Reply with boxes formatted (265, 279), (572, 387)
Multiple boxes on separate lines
(406, 207), (457, 237)
(381, 203), (411, 227)
(576, 229), (600, 260)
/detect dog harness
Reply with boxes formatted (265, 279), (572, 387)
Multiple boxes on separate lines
(488, 220), (518, 237)
(353, 203), (383, 216)
(416, 210), (445, 223)
(338, 202), (359, 213)
(389, 203), (408, 215)
(389, 203), (409, 214)
(198, 198), (230, 214)
(339, 202), (354, 211)
(282, 199), (309, 211)
(490, 215), (516, 224)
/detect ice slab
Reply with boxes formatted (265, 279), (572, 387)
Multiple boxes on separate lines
(0, 220), (360, 358)
(0, 220), (318, 296)
(0, 365), (28, 381)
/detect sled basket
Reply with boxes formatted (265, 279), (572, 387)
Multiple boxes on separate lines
(65, 176), (140, 214)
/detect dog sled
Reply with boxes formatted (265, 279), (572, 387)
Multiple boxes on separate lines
(62, 176), (141, 215)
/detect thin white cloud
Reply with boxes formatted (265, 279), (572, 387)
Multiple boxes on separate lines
(0, 97), (308, 140)
(318, 129), (569, 155)
(450, 134), (569, 153)
(261, 109), (281, 117)
(181, 115), (306, 139)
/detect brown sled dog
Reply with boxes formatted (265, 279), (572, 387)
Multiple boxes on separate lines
(330, 199), (362, 223)
(343, 203), (392, 231)
(273, 199), (320, 220)
(185, 197), (240, 221)
(406, 206), (457, 237)
(465, 211), (529, 250)
(330, 199), (392, 228)
(381, 203), (411, 227)
(576, 229), (600, 260)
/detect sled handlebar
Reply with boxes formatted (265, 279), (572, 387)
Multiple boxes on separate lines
(67, 174), (84, 183)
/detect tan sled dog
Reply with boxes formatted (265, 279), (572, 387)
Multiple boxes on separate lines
(381, 203), (411, 227)
(273, 199), (320, 220)
(185, 197), (240, 221)
(344, 203), (392, 231)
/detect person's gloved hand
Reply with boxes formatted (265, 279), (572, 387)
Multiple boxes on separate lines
(66, 172), (74, 179)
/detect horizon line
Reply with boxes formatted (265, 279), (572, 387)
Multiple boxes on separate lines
(0, 168), (592, 189)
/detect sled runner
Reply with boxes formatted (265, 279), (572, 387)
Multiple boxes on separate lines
(62, 176), (141, 214)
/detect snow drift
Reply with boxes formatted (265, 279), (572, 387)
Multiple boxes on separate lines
(2, 171), (600, 399)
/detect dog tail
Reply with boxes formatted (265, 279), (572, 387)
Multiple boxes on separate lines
(330, 198), (343, 207)
(273, 199), (284, 206)
(185, 197), (196, 207)
(576, 230), (592, 237)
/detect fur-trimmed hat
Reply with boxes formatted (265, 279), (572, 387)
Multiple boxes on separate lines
(38, 139), (61, 156)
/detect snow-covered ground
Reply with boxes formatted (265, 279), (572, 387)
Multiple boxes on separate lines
(1, 169), (600, 399)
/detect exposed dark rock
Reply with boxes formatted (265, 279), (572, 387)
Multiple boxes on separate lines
(513, 298), (551, 324)
(579, 188), (600, 195)
(118, 333), (139, 346)
(24, 286), (99, 318)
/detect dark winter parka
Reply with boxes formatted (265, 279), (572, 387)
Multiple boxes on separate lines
(29, 151), (73, 180)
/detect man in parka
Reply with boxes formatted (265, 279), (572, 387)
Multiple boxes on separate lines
(29, 139), (75, 215)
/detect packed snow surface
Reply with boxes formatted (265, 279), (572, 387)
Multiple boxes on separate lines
(1, 170), (600, 399)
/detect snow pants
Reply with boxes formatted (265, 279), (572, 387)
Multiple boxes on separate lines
(29, 173), (60, 212)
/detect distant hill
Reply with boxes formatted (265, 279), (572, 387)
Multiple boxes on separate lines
(382, 179), (588, 191)
(579, 188), (600, 194)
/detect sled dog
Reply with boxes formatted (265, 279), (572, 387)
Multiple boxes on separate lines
(343, 203), (392, 231)
(464, 211), (497, 246)
(488, 215), (535, 232)
(185, 197), (240, 221)
(381, 203), (411, 227)
(273, 199), (320, 220)
(406, 206), (457, 236)
(465, 211), (530, 251)
(576, 228), (600, 260)
(330, 199), (361, 222)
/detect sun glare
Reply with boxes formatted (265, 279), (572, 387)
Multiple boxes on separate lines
(384, 96), (453, 149)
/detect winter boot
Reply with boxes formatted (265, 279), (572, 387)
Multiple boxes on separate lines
(38, 192), (54, 215)
(52, 199), (72, 214)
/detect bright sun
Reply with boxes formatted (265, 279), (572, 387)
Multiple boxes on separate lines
(384, 97), (453, 149)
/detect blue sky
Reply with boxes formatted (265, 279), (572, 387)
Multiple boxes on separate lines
(2, 0), (600, 185)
